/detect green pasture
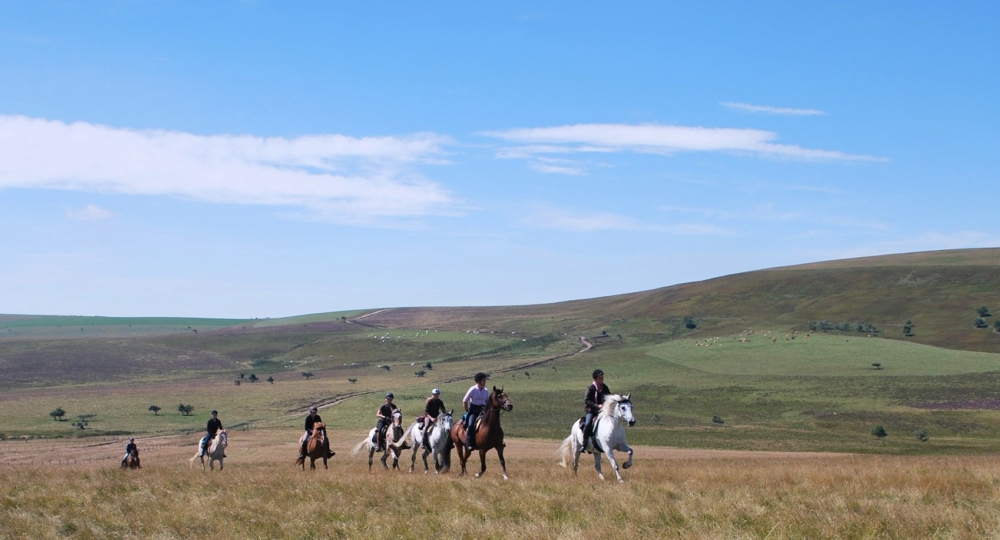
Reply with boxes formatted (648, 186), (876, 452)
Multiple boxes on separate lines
(5, 316), (1000, 455)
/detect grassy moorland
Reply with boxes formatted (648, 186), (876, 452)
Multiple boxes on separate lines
(3, 430), (1000, 539)
(2, 248), (1000, 456)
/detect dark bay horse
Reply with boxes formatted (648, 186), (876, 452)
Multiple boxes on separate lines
(296, 421), (330, 470)
(121, 449), (140, 469)
(450, 386), (513, 479)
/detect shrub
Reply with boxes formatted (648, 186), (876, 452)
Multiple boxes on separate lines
(903, 325), (913, 336)
(50, 407), (66, 421)
(914, 428), (929, 442)
(871, 425), (888, 438)
(872, 362), (882, 370)
(978, 306), (990, 317)
(683, 317), (697, 329)
(712, 415), (725, 424)
(974, 317), (988, 329)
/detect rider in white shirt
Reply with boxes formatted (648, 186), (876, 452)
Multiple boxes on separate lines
(462, 372), (490, 449)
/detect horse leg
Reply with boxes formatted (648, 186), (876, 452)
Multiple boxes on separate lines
(473, 447), (487, 478)
(593, 452), (604, 481)
(368, 448), (374, 472)
(572, 437), (583, 476)
(421, 445), (431, 474)
(496, 445), (508, 480)
(605, 449), (624, 483)
(620, 442), (634, 470)
(381, 450), (389, 470)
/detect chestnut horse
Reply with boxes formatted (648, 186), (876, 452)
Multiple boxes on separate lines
(295, 421), (330, 470)
(450, 386), (513, 479)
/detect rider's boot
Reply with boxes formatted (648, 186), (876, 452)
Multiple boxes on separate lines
(299, 441), (307, 459)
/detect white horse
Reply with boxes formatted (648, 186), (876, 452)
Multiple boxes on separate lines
(190, 429), (227, 471)
(351, 409), (408, 471)
(558, 393), (635, 483)
(401, 410), (454, 474)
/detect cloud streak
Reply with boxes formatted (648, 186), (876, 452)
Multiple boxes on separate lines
(67, 204), (112, 221)
(482, 123), (883, 167)
(0, 116), (458, 225)
(722, 102), (827, 116)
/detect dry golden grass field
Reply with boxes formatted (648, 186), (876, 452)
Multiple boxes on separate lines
(4, 428), (1000, 539)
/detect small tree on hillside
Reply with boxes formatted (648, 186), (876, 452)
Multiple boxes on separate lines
(178, 403), (194, 416)
(974, 317), (988, 329)
(302, 372), (314, 380)
(683, 316), (697, 329)
(415, 370), (426, 377)
(872, 362), (882, 370)
(978, 306), (991, 317)
(424, 362), (433, 370)
(148, 405), (161, 416)
(248, 374), (258, 383)
(234, 379), (241, 386)
(267, 376), (274, 384)
(50, 407), (66, 421)
(903, 324), (913, 337)
(870, 425), (888, 438)
(994, 320), (1000, 332)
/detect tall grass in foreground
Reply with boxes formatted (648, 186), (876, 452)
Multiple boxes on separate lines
(3, 445), (1000, 539)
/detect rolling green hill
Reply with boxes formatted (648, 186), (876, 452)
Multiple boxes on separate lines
(2, 248), (1000, 455)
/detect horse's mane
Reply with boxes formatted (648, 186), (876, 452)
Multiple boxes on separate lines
(598, 394), (625, 419)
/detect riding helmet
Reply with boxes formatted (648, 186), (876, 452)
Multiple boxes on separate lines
(432, 388), (441, 395)
(211, 410), (218, 414)
(474, 372), (488, 382)
(385, 392), (394, 399)
(592, 369), (604, 379)
(309, 406), (318, 413)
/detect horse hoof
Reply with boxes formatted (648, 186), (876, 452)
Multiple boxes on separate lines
(623, 462), (632, 469)
(474, 473), (481, 478)
(502, 475), (508, 480)
(598, 474), (605, 481)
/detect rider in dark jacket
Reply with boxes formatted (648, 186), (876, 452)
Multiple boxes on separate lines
(200, 410), (224, 457)
(422, 388), (446, 448)
(374, 393), (398, 451)
(300, 406), (335, 459)
(121, 437), (138, 466)
(584, 369), (611, 442)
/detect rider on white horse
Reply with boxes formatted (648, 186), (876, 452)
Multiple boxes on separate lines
(199, 410), (225, 458)
(374, 393), (398, 451)
(584, 369), (611, 450)
(421, 388), (446, 448)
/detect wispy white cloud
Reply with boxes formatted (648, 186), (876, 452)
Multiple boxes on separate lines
(660, 203), (890, 230)
(0, 115), (458, 225)
(722, 102), (827, 116)
(67, 204), (112, 221)
(482, 123), (883, 168)
(521, 205), (734, 235)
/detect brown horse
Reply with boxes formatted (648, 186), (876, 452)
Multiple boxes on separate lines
(450, 386), (513, 479)
(295, 421), (330, 470)
(121, 449), (140, 469)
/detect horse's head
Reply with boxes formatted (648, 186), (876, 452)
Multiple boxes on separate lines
(602, 394), (636, 426)
(439, 410), (454, 431)
(391, 409), (403, 426)
(312, 422), (325, 435)
(619, 393), (636, 427)
(492, 386), (513, 411)
(218, 429), (228, 447)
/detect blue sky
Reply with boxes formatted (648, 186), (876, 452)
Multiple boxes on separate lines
(1, 1), (998, 318)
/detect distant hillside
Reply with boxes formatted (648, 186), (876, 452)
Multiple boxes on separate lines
(347, 248), (1000, 353)
(3, 248), (999, 352)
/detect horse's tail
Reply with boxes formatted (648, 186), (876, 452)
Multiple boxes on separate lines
(351, 437), (369, 457)
(188, 453), (200, 467)
(557, 434), (573, 468)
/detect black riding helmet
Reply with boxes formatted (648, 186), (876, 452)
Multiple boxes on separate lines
(592, 369), (604, 379)
(385, 392), (394, 399)
(474, 372), (488, 382)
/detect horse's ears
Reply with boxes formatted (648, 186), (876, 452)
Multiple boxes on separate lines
(623, 393), (631, 401)
(493, 385), (499, 392)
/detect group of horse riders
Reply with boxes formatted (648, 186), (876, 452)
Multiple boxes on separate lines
(123, 369), (612, 464)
